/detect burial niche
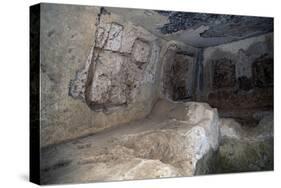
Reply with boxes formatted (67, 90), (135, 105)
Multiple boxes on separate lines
(163, 51), (195, 101)
(252, 56), (273, 88)
(212, 58), (236, 90)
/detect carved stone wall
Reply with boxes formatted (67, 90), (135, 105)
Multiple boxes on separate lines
(68, 8), (164, 113)
(39, 4), (273, 147)
(160, 43), (197, 101)
(252, 56), (273, 88)
(201, 33), (273, 111)
(41, 5), (166, 147)
(212, 58), (236, 89)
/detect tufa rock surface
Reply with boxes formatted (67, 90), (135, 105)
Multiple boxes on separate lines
(41, 99), (220, 184)
(216, 114), (273, 173)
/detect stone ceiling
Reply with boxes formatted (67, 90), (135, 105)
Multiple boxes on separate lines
(106, 7), (273, 48)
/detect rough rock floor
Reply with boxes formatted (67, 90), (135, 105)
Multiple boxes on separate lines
(40, 99), (220, 184)
(216, 115), (273, 173)
(40, 99), (273, 185)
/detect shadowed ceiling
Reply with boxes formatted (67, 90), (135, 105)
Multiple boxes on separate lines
(106, 7), (273, 47)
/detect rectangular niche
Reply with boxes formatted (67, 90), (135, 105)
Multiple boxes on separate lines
(212, 58), (236, 90)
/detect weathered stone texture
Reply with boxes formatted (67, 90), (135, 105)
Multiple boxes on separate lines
(70, 10), (164, 112)
(108, 8), (272, 48)
(51, 7), (172, 147)
(217, 114), (273, 173)
(201, 33), (273, 111)
(40, 5), (170, 147)
(212, 58), (236, 89)
(89, 51), (127, 107)
(95, 24), (111, 48)
(104, 23), (123, 51)
(252, 57), (273, 88)
(40, 4), (100, 147)
(69, 46), (95, 100)
(38, 5), (273, 184)
(219, 118), (242, 139)
(41, 99), (220, 184)
(170, 54), (195, 100)
(132, 39), (151, 63)
(160, 42), (197, 101)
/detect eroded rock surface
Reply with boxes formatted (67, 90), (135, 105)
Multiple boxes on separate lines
(41, 99), (220, 184)
(216, 114), (273, 173)
(69, 11), (161, 111)
(39, 5), (274, 184)
(39, 7), (171, 147)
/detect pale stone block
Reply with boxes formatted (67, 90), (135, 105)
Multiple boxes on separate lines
(132, 39), (150, 63)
